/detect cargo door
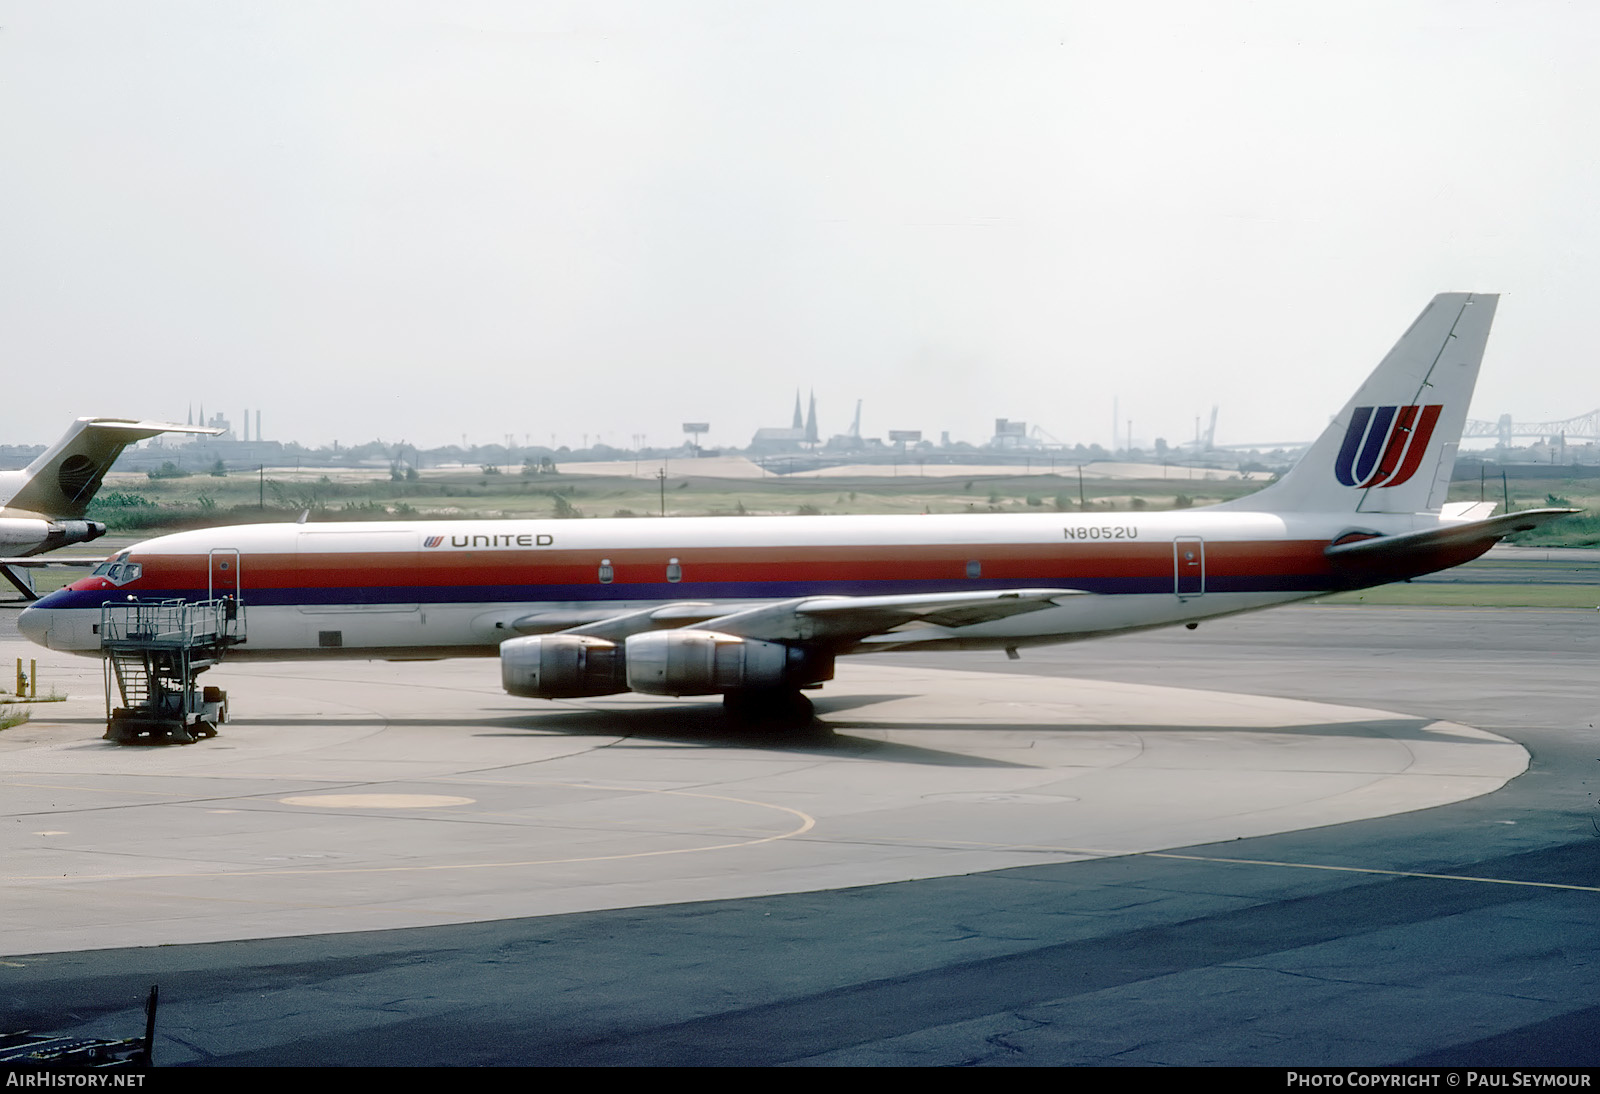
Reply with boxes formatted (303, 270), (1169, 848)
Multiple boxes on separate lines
(1173, 536), (1204, 600)
(209, 548), (241, 600)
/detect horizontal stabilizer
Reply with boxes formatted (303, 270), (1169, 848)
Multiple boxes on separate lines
(1325, 508), (1580, 562)
(1439, 501), (1497, 522)
(62, 419), (225, 437)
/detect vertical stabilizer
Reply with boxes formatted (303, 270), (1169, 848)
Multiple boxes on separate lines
(1218, 293), (1497, 515)
(3, 419), (222, 518)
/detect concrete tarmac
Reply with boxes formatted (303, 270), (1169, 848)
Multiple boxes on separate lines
(1, 604), (1596, 1066)
(0, 651), (1525, 954)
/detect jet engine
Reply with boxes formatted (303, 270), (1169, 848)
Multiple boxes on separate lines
(500, 634), (626, 698)
(623, 630), (832, 697)
(500, 629), (834, 700)
(0, 517), (107, 553)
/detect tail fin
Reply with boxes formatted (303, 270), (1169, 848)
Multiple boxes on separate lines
(1219, 293), (1497, 515)
(2, 418), (221, 518)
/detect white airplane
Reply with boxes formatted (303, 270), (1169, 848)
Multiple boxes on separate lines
(1, 418), (222, 599)
(18, 294), (1577, 720)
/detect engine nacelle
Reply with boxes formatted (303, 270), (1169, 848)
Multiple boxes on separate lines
(43, 520), (107, 551)
(500, 634), (627, 699)
(0, 517), (106, 553)
(0, 518), (51, 551)
(624, 630), (832, 696)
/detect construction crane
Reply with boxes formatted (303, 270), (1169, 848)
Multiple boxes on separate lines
(1182, 406), (1220, 452)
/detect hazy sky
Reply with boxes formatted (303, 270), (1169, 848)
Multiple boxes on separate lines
(4, 1), (1597, 451)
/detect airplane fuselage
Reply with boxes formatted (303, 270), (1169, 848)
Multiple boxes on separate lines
(19, 508), (1488, 660)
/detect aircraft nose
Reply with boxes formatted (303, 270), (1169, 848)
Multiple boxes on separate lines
(17, 604), (51, 648)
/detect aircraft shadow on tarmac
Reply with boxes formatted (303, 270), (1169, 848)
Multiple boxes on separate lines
(473, 693), (1045, 766)
(820, 714), (1506, 747)
(467, 699), (1488, 767)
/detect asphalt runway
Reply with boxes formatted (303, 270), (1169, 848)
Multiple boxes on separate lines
(1, 598), (1596, 1066)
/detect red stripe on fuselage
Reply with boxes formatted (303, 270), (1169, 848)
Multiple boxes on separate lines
(68, 538), (1342, 596)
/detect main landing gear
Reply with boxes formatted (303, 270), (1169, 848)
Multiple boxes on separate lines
(721, 688), (816, 729)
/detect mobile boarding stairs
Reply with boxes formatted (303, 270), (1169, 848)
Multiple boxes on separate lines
(100, 598), (244, 744)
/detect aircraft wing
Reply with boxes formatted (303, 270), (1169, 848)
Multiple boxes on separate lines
(691, 588), (1089, 647)
(1, 555), (106, 600)
(0, 556), (103, 567)
(513, 601), (725, 638)
(1, 556), (103, 601)
(524, 588), (1090, 650)
(1326, 507), (1580, 562)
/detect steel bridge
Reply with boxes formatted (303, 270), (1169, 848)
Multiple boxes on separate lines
(1463, 409), (1600, 445)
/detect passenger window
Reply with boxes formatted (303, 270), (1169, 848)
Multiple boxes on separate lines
(966, 560), (981, 578)
(666, 558), (682, 583)
(598, 559), (614, 584)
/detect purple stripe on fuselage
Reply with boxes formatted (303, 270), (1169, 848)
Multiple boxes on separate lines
(35, 571), (1340, 613)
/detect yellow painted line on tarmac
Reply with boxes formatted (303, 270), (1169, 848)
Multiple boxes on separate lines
(2, 782), (816, 883)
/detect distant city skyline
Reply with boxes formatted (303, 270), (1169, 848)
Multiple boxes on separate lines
(118, 388), (1595, 458)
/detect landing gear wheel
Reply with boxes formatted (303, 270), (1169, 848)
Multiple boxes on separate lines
(722, 689), (816, 729)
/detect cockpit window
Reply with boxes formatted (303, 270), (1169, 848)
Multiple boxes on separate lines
(93, 561), (141, 586)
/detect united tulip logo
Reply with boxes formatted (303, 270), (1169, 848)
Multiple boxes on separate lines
(423, 536), (444, 548)
(1335, 405), (1442, 488)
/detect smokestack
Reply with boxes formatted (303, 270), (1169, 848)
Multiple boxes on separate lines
(256, 409), (261, 442)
